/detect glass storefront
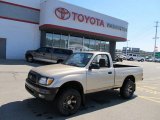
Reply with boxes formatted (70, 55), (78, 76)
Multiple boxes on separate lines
(69, 36), (83, 51)
(46, 33), (53, 47)
(53, 34), (61, 47)
(83, 38), (90, 51)
(45, 33), (109, 52)
(60, 35), (68, 49)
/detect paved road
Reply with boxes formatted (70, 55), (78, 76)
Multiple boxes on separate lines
(0, 60), (160, 120)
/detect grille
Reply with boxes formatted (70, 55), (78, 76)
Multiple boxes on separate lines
(28, 71), (40, 84)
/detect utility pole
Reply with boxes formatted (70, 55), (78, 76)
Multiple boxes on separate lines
(153, 21), (159, 61)
(125, 40), (130, 56)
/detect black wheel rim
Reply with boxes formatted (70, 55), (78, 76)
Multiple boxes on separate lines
(127, 85), (133, 95)
(63, 95), (77, 111)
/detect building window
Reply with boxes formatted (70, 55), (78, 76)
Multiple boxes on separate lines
(95, 40), (100, 51)
(90, 39), (96, 51)
(53, 34), (61, 47)
(69, 36), (83, 52)
(46, 33), (53, 47)
(83, 38), (90, 51)
(45, 33), (109, 52)
(105, 42), (109, 52)
(99, 41), (109, 52)
(60, 35), (68, 49)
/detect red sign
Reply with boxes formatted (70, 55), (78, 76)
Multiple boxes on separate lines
(55, 7), (70, 20)
(55, 7), (104, 27)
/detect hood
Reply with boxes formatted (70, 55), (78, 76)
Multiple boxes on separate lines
(26, 50), (36, 53)
(31, 64), (85, 77)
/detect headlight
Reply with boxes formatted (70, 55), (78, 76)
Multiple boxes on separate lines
(39, 77), (54, 85)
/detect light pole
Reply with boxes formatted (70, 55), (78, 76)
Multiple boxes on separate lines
(153, 21), (159, 61)
(125, 40), (130, 56)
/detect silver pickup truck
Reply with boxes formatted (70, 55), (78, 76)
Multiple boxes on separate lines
(25, 51), (143, 116)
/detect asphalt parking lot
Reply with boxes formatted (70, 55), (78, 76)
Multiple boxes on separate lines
(0, 60), (160, 120)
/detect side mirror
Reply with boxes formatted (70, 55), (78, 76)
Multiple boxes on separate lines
(89, 64), (100, 70)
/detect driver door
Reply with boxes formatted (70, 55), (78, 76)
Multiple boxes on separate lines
(34, 47), (52, 61)
(86, 54), (114, 93)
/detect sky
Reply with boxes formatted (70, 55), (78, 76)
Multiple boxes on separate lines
(63, 0), (160, 52)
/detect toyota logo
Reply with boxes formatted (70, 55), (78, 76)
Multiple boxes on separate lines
(55, 7), (70, 20)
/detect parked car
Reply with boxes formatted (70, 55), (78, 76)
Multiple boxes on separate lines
(115, 55), (123, 62)
(145, 58), (153, 62)
(25, 47), (73, 63)
(155, 58), (160, 62)
(25, 51), (143, 116)
(121, 55), (127, 60)
(127, 54), (145, 62)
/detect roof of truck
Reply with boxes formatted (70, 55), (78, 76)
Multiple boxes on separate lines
(75, 51), (110, 55)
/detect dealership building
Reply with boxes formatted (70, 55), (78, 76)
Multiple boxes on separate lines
(0, 0), (128, 60)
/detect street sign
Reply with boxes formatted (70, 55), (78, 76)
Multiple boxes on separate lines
(155, 52), (160, 58)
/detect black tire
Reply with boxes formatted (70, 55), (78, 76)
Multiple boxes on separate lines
(57, 59), (63, 64)
(26, 55), (33, 63)
(130, 58), (133, 61)
(56, 89), (81, 116)
(141, 59), (144, 62)
(120, 79), (135, 99)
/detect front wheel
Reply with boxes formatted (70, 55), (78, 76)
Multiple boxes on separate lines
(56, 89), (81, 116)
(130, 58), (133, 61)
(57, 59), (63, 64)
(26, 55), (33, 62)
(120, 79), (135, 99)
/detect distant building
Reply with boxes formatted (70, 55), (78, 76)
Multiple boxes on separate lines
(119, 47), (154, 58)
(122, 47), (140, 55)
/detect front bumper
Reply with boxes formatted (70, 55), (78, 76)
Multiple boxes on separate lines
(25, 79), (59, 101)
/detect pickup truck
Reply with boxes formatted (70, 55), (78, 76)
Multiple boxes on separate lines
(127, 54), (145, 62)
(25, 47), (73, 63)
(25, 51), (143, 116)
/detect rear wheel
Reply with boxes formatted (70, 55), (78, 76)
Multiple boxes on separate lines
(120, 79), (135, 99)
(56, 89), (81, 116)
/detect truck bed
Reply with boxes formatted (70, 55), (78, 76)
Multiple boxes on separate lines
(113, 64), (138, 68)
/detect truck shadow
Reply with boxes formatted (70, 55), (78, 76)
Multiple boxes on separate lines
(0, 90), (137, 120)
(0, 59), (53, 67)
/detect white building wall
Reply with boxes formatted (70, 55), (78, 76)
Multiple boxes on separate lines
(0, 19), (40, 59)
(2, 0), (41, 9)
(40, 0), (128, 40)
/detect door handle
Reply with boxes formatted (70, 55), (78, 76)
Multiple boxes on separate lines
(108, 72), (112, 74)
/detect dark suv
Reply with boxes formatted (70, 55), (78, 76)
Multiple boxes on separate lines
(25, 47), (73, 63)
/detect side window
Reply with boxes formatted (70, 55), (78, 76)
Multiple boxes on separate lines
(37, 47), (46, 53)
(92, 54), (110, 68)
(54, 49), (72, 55)
(63, 50), (73, 55)
(54, 48), (63, 54)
(45, 48), (52, 53)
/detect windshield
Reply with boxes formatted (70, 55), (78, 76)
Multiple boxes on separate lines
(64, 53), (93, 67)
